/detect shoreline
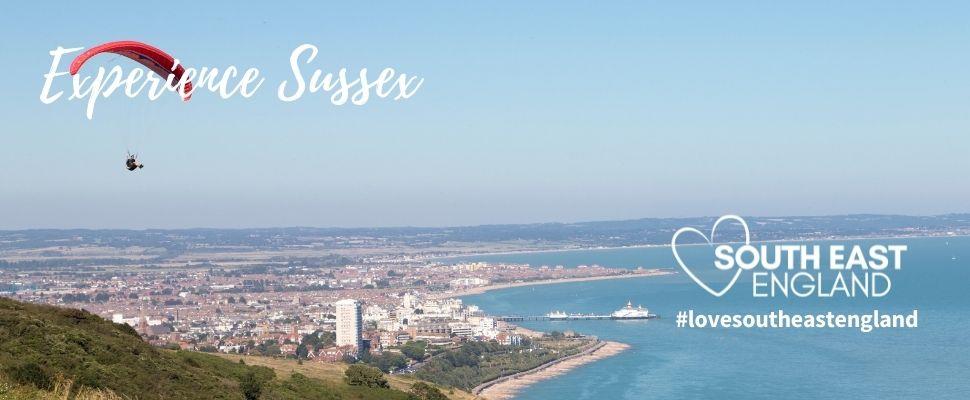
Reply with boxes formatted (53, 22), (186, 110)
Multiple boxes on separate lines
(436, 269), (659, 398)
(474, 340), (630, 400)
(431, 269), (675, 300)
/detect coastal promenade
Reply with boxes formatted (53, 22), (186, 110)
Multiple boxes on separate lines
(473, 340), (630, 400)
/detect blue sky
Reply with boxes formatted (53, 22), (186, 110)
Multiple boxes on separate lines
(1, 1), (968, 229)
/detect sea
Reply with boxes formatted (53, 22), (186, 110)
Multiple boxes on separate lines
(458, 236), (970, 399)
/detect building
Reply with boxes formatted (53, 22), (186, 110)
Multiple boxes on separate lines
(450, 277), (489, 288)
(363, 304), (389, 323)
(317, 345), (354, 362)
(478, 317), (495, 331)
(335, 299), (362, 350)
(448, 322), (474, 338)
(496, 332), (522, 346)
(363, 331), (382, 352)
(407, 318), (452, 339)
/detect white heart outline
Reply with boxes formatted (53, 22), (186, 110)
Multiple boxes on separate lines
(671, 214), (750, 297)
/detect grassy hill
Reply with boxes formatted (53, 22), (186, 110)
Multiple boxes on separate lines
(214, 354), (476, 400)
(0, 298), (426, 400)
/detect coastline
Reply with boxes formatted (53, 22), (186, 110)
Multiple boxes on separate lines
(435, 266), (663, 398)
(474, 340), (630, 400)
(436, 252), (656, 397)
(426, 232), (963, 261)
(431, 269), (674, 300)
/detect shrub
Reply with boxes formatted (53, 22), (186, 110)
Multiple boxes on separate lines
(409, 382), (448, 400)
(239, 371), (264, 400)
(344, 365), (388, 389)
(6, 362), (52, 390)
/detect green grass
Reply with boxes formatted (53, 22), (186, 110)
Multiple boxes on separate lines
(215, 354), (476, 400)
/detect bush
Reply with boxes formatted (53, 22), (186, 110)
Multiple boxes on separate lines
(6, 361), (52, 390)
(409, 382), (448, 400)
(344, 365), (388, 388)
(239, 371), (264, 400)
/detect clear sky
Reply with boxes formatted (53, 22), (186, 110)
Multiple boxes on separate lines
(1, 1), (968, 229)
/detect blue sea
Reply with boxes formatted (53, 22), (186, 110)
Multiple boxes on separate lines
(459, 236), (970, 399)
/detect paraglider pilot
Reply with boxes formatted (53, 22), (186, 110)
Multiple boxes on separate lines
(126, 153), (144, 171)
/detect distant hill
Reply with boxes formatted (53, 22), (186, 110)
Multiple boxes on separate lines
(0, 297), (415, 399)
(1, 214), (968, 253)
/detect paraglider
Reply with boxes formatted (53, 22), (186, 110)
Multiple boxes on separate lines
(69, 40), (193, 101)
(68, 41), (192, 172)
(125, 153), (144, 171)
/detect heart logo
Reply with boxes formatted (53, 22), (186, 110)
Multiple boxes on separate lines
(671, 214), (750, 297)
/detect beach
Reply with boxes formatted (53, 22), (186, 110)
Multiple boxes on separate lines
(475, 340), (631, 400)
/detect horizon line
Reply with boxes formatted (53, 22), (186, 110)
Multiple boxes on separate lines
(2, 212), (968, 233)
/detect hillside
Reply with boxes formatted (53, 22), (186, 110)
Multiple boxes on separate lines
(0, 298), (416, 399)
(216, 355), (476, 400)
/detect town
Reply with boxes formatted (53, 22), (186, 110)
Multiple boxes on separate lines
(2, 253), (663, 370)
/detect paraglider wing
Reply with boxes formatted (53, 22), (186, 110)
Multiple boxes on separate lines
(69, 40), (193, 101)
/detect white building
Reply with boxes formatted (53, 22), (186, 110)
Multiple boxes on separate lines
(448, 322), (474, 338)
(402, 292), (418, 309)
(450, 277), (489, 288)
(112, 313), (141, 327)
(335, 299), (362, 349)
(475, 317), (498, 338)
(478, 317), (496, 331)
(363, 305), (389, 323)
(377, 318), (402, 333)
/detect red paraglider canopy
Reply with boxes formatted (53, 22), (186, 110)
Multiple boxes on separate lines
(69, 40), (193, 101)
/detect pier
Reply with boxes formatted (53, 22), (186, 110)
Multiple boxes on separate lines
(497, 302), (658, 322)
